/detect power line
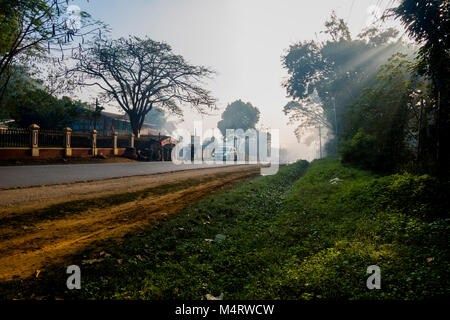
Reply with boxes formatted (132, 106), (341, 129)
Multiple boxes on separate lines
(346, 0), (356, 23)
(359, 0), (378, 32)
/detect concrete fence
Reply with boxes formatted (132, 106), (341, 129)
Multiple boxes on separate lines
(0, 124), (134, 160)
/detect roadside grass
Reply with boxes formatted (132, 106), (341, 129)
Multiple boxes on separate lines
(0, 158), (448, 300)
(249, 158), (449, 299)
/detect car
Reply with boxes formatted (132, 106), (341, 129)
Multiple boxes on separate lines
(212, 146), (237, 162)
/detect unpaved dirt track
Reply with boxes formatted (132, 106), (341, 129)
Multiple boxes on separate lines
(0, 165), (258, 215)
(0, 165), (259, 281)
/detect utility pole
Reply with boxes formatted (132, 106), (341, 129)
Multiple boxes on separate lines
(333, 98), (338, 135)
(94, 98), (99, 131)
(417, 97), (424, 162)
(333, 97), (337, 139)
(333, 97), (338, 152)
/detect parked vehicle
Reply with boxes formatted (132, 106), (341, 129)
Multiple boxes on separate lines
(212, 146), (237, 162)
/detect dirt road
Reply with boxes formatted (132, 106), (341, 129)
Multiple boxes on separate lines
(0, 165), (259, 281)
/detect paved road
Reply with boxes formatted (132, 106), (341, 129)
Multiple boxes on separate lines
(0, 162), (239, 189)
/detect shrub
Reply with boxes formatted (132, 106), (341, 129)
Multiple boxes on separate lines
(376, 173), (449, 219)
(340, 130), (377, 170)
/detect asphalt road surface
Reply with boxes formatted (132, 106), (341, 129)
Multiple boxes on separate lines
(0, 162), (238, 189)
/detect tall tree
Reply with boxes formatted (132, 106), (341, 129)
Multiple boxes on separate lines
(392, 0), (450, 177)
(282, 12), (403, 151)
(70, 36), (216, 136)
(217, 100), (260, 137)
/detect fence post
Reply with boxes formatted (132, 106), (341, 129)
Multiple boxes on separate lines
(113, 131), (118, 155)
(91, 129), (98, 157)
(29, 124), (40, 157)
(64, 127), (72, 157)
(130, 133), (135, 148)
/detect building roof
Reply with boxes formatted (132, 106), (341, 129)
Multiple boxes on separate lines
(100, 110), (129, 121)
(99, 110), (157, 129)
(0, 119), (14, 129)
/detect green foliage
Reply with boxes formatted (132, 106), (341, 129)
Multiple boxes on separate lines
(340, 54), (420, 172)
(282, 11), (406, 148)
(1, 65), (91, 129)
(217, 100), (260, 136)
(0, 0), (103, 104)
(393, 0), (450, 177)
(393, 0), (450, 81)
(5, 84), (84, 130)
(340, 130), (377, 170)
(0, 0), (20, 57)
(368, 173), (449, 220)
(263, 159), (449, 299)
(1, 159), (448, 300)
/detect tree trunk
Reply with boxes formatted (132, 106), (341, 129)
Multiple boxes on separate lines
(417, 98), (423, 162)
(128, 111), (140, 137)
(437, 89), (450, 178)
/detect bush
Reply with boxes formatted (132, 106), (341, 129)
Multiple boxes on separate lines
(340, 130), (377, 170)
(374, 173), (449, 219)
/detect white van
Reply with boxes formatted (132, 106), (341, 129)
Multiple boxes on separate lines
(212, 146), (237, 162)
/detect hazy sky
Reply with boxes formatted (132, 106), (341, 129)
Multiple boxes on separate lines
(72, 0), (401, 161)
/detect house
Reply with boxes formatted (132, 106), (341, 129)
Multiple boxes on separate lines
(71, 110), (161, 136)
(0, 119), (14, 129)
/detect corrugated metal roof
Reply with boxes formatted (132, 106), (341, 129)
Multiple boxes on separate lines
(97, 110), (156, 128)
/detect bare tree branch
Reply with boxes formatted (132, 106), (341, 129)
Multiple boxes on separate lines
(68, 36), (217, 136)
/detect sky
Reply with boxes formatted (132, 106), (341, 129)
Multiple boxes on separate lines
(71, 0), (401, 162)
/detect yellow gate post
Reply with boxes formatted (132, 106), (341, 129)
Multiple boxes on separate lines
(29, 124), (40, 157)
(91, 130), (98, 157)
(64, 127), (72, 157)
